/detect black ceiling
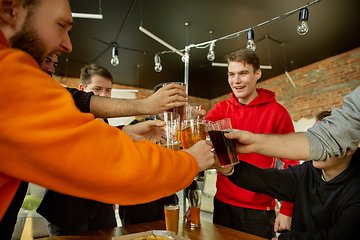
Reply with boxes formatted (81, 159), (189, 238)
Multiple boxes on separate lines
(59, 0), (360, 99)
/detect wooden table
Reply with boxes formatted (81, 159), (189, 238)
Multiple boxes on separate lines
(38, 218), (266, 240)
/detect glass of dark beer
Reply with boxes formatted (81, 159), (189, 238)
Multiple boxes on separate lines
(206, 118), (239, 167)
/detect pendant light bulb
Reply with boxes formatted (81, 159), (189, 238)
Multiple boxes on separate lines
(154, 54), (162, 72)
(207, 41), (216, 61)
(111, 47), (119, 66)
(297, 8), (309, 36)
(246, 29), (256, 51)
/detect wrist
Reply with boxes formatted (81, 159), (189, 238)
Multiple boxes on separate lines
(136, 98), (148, 115)
(220, 166), (234, 176)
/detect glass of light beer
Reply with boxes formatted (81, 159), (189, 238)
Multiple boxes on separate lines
(155, 112), (180, 151)
(188, 189), (201, 227)
(184, 103), (202, 120)
(164, 204), (180, 234)
(180, 119), (207, 180)
(206, 118), (239, 167)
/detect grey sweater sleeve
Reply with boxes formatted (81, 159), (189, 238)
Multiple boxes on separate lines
(304, 86), (360, 161)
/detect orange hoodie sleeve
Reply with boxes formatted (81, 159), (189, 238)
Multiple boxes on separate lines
(0, 47), (198, 219)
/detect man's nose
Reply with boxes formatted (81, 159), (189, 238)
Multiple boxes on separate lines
(49, 66), (55, 75)
(61, 33), (73, 53)
(99, 91), (106, 97)
(234, 74), (241, 82)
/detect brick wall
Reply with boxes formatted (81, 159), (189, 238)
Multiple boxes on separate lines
(211, 47), (360, 121)
(55, 47), (360, 122)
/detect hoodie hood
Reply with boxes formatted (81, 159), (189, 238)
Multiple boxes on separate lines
(228, 88), (277, 131)
(312, 148), (360, 186)
(230, 88), (276, 107)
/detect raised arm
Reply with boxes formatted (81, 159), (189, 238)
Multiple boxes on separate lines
(225, 86), (360, 162)
(225, 131), (310, 160)
(305, 86), (360, 161)
(89, 83), (188, 118)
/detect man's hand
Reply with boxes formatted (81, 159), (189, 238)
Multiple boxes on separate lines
(274, 213), (291, 233)
(224, 130), (256, 154)
(182, 140), (214, 172)
(140, 83), (188, 115)
(208, 151), (234, 175)
(121, 120), (165, 143)
(185, 104), (207, 120)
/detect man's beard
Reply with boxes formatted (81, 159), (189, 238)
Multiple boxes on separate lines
(9, 21), (48, 66)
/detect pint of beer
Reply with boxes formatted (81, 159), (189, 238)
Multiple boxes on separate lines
(206, 118), (239, 167)
(164, 204), (180, 234)
(161, 82), (186, 122)
(180, 119), (208, 180)
(180, 120), (207, 149)
(188, 189), (201, 227)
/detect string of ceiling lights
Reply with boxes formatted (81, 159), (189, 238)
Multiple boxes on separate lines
(72, 0), (320, 85)
(147, 0), (320, 81)
(70, 30), (156, 66)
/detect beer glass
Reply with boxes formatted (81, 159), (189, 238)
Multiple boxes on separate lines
(184, 103), (202, 120)
(164, 82), (186, 122)
(180, 119), (207, 181)
(206, 118), (239, 167)
(155, 112), (180, 150)
(164, 204), (180, 234)
(155, 82), (187, 122)
(188, 189), (201, 227)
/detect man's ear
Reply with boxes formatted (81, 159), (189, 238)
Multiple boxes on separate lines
(255, 69), (262, 81)
(78, 84), (85, 91)
(346, 148), (358, 156)
(0, 0), (19, 25)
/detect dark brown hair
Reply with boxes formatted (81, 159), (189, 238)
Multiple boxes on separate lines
(80, 64), (113, 87)
(316, 110), (331, 122)
(225, 49), (260, 73)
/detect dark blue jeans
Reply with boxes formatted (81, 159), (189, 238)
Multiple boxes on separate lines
(0, 181), (29, 240)
(213, 197), (275, 240)
(118, 194), (178, 226)
(47, 202), (117, 236)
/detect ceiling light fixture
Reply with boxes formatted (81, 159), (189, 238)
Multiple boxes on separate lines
(154, 54), (162, 72)
(297, 7), (309, 35)
(207, 41), (216, 61)
(246, 29), (256, 51)
(71, 13), (103, 19)
(110, 46), (119, 66)
(211, 62), (272, 70)
(139, 26), (184, 57)
(71, 0), (103, 19)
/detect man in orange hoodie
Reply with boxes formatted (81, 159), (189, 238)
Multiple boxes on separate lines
(0, 0), (214, 224)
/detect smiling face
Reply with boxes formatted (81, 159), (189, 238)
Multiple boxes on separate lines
(227, 61), (262, 104)
(8, 0), (73, 66)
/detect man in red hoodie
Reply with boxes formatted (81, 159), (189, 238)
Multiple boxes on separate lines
(206, 49), (300, 239)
